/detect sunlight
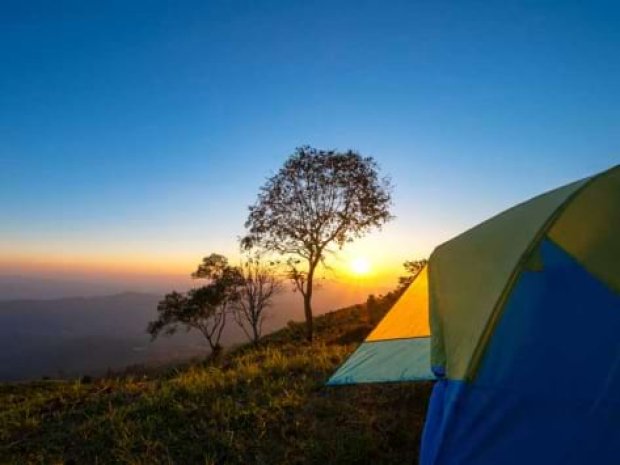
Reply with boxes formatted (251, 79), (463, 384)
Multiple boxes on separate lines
(350, 256), (371, 276)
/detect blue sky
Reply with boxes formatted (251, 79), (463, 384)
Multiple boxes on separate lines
(1, 0), (618, 281)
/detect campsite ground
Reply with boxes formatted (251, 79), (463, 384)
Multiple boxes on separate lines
(0, 302), (432, 465)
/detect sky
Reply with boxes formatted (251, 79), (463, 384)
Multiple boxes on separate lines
(1, 0), (619, 289)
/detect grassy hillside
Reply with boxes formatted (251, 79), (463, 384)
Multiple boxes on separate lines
(1, 300), (433, 465)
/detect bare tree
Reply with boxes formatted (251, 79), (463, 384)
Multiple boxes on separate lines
(233, 249), (282, 344)
(245, 146), (393, 341)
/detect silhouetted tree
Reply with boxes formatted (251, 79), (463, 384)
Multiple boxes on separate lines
(245, 146), (393, 341)
(147, 254), (243, 355)
(366, 293), (379, 324)
(398, 259), (428, 290)
(233, 249), (282, 344)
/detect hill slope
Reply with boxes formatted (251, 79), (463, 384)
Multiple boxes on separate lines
(0, 301), (433, 465)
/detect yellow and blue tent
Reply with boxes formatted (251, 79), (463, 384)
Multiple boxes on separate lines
(328, 165), (620, 465)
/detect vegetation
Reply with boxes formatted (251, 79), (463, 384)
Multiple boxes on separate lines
(233, 250), (282, 344)
(148, 253), (281, 351)
(398, 259), (428, 289)
(1, 295), (432, 465)
(147, 254), (242, 353)
(245, 146), (393, 341)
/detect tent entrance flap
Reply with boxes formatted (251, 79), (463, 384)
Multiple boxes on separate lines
(328, 265), (433, 385)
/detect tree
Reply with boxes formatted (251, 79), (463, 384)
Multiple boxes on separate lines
(233, 249), (282, 344)
(398, 259), (428, 290)
(147, 254), (243, 355)
(366, 293), (379, 324)
(245, 146), (393, 341)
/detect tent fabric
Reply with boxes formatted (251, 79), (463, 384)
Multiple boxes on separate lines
(421, 238), (620, 465)
(366, 265), (430, 341)
(327, 164), (620, 464)
(548, 166), (620, 293)
(327, 337), (434, 385)
(328, 265), (432, 384)
(428, 176), (589, 380)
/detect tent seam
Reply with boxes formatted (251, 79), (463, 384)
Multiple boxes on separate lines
(364, 335), (432, 343)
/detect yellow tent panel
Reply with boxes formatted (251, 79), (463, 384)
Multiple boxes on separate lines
(367, 265), (430, 341)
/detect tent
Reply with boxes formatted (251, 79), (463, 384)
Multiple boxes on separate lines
(328, 165), (620, 465)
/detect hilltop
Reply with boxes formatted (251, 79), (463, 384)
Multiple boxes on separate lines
(1, 298), (433, 465)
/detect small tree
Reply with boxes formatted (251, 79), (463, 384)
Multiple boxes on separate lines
(233, 249), (282, 344)
(147, 254), (243, 355)
(398, 259), (428, 290)
(366, 293), (379, 324)
(245, 146), (393, 341)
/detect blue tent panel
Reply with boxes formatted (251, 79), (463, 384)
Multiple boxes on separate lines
(421, 238), (620, 465)
(327, 337), (434, 385)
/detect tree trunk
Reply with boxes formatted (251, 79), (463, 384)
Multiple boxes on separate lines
(252, 322), (260, 345)
(303, 292), (313, 342)
(304, 264), (315, 342)
(210, 344), (223, 361)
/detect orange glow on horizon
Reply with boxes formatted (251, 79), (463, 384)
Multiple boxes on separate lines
(1, 252), (405, 288)
(0, 251), (198, 278)
(0, 229), (429, 292)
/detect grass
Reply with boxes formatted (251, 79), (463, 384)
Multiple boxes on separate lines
(0, 300), (433, 465)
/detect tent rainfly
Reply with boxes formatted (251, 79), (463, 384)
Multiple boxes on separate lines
(328, 165), (620, 465)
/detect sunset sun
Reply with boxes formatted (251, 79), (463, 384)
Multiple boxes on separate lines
(349, 257), (371, 276)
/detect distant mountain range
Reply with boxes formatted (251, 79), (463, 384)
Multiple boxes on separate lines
(0, 278), (389, 381)
(0, 292), (212, 381)
(0, 275), (128, 300)
(0, 274), (190, 300)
